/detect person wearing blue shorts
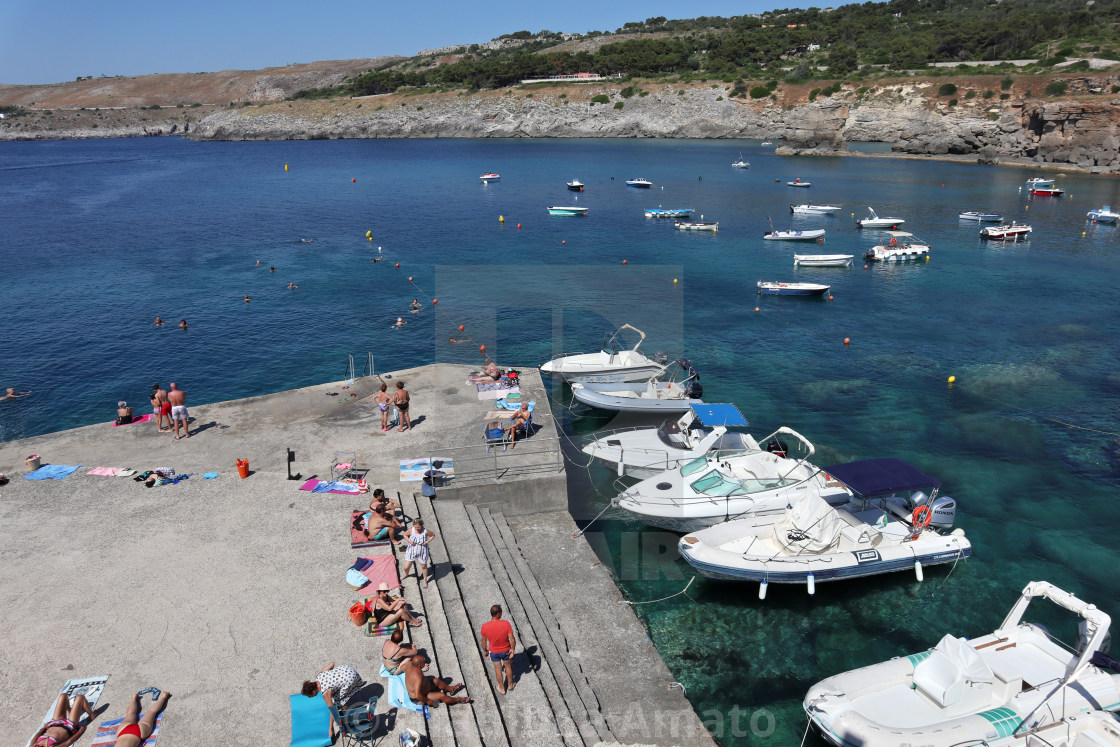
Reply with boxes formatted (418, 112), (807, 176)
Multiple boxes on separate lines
(479, 604), (516, 694)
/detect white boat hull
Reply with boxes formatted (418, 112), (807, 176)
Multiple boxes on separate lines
(571, 382), (702, 413)
(583, 431), (759, 480)
(794, 254), (853, 267)
(540, 359), (665, 383)
(764, 229), (826, 241)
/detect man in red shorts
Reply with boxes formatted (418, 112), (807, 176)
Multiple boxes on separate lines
(152, 384), (171, 432)
(480, 604), (516, 694)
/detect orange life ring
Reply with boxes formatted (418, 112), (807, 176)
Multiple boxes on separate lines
(889, 237), (898, 246)
(912, 505), (932, 529)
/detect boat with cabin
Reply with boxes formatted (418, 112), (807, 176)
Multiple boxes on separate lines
(626, 178), (653, 188)
(804, 580), (1120, 747)
(567, 180), (584, 191)
(547, 206), (588, 216)
(479, 172), (500, 182)
(675, 220), (718, 231)
(865, 230), (930, 261)
(980, 223), (1032, 241)
(757, 280), (830, 296)
(794, 254), (853, 267)
(732, 154), (750, 168)
(1088, 205), (1120, 224)
(856, 207), (905, 229)
(581, 403), (754, 479)
(570, 359), (703, 414)
(678, 458), (970, 595)
(645, 207), (694, 219)
(791, 204), (841, 215)
(540, 324), (668, 384)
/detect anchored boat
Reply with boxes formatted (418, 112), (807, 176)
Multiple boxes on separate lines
(788, 179), (812, 187)
(865, 230), (930, 261)
(566, 180), (584, 191)
(479, 172), (500, 182)
(675, 220), (718, 231)
(626, 177), (653, 188)
(645, 207), (694, 219)
(757, 280), (830, 296)
(856, 207), (905, 229)
(732, 154), (750, 169)
(1088, 205), (1120, 224)
(540, 324), (668, 384)
(581, 403), (754, 479)
(791, 204), (841, 215)
(805, 581), (1120, 747)
(764, 228), (826, 241)
(794, 254), (853, 267)
(980, 223), (1032, 241)
(570, 359), (702, 414)
(678, 458), (970, 595)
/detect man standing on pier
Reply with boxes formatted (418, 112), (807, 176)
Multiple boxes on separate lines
(480, 604), (516, 694)
(168, 382), (189, 440)
(153, 383), (171, 432)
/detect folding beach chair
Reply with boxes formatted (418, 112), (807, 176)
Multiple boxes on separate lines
(337, 697), (380, 747)
(507, 411), (534, 448)
(484, 419), (506, 453)
(331, 451), (361, 481)
(290, 693), (332, 747)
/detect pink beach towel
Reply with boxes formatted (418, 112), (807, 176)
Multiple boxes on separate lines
(112, 414), (153, 428)
(357, 554), (401, 596)
(86, 467), (125, 477)
(477, 387), (519, 401)
(299, 478), (360, 495)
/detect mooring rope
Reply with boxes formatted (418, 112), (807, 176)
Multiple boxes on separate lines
(618, 576), (696, 606)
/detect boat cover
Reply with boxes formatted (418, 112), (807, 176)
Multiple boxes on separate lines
(690, 403), (748, 427)
(772, 493), (841, 553)
(823, 458), (940, 498)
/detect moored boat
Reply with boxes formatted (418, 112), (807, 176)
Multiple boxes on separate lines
(732, 154), (750, 168)
(1030, 185), (1064, 197)
(980, 223), (1032, 241)
(765, 228), (826, 241)
(791, 204), (841, 215)
(540, 324), (668, 383)
(856, 207), (905, 228)
(1026, 177), (1055, 188)
(757, 280), (830, 296)
(761, 140), (774, 146)
(794, 254), (853, 267)
(865, 230), (930, 261)
(547, 206), (588, 216)
(1088, 205), (1120, 223)
(959, 211), (1004, 222)
(570, 359), (703, 414)
(787, 179), (811, 187)
(674, 220), (718, 231)
(804, 580), (1120, 747)
(645, 207), (694, 219)
(567, 180), (584, 191)
(626, 178), (653, 188)
(479, 172), (500, 182)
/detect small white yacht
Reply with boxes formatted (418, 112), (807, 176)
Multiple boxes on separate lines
(791, 204), (841, 215)
(540, 324), (668, 384)
(865, 230), (930, 261)
(1088, 205), (1120, 224)
(570, 358), (702, 414)
(582, 403), (754, 479)
(612, 428), (850, 532)
(856, 207), (905, 229)
(805, 581), (1120, 747)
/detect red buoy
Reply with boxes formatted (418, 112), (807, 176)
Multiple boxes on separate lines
(622, 259), (627, 264)
(395, 263), (400, 268)
(458, 324), (464, 332)
(432, 298), (438, 304)
(480, 344), (486, 352)
(844, 337), (850, 345)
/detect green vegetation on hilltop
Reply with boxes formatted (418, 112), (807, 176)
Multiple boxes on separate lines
(292, 0), (1119, 100)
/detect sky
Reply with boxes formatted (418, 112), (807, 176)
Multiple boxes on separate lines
(0, 0), (778, 85)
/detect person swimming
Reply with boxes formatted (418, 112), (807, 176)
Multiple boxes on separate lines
(270, 266), (276, 273)
(154, 316), (164, 326)
(288, 282), (298, 289)
(448, 337), (472, 344)
(179, 319), (188, 329)
(410, 299), (421, 310)
(255, 260), (261, 266)
(2, 387), (31, 401)
(244, 295), (251, 303)
(394, 317), (407, 327)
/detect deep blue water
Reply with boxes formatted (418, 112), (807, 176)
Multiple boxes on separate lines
(3, 137), (1120, 744)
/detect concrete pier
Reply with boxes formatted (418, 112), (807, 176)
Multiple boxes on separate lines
(0, 364), (713, 746)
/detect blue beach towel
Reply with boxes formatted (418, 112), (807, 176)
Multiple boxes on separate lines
(289, 693), (333, 747)
(24, 465), (82, 480)
(495, 399), (535, 412)
(311, 480), (360, 494)
(379, 665), (430, 717)
(203, 472), (219, 479)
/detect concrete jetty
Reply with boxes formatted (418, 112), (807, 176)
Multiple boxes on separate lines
(0, 364), (713, 745)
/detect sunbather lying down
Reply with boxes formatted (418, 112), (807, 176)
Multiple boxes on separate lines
(31, 692), (96, 747)
(115, 690), (171, 747)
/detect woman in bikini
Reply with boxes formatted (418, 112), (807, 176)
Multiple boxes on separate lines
(370, 583), (423, 628)
(381, 629), (419, 675)
(369, 488), (401, 515)
(375, 383), (393, 431)
(114, 690), (171, 747)
(30, 692), (95, 747)
(394, 381), (411, 432)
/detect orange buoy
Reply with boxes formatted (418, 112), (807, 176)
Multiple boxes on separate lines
(458, 324), (464, 332)
(517, 223), (521, 229)
(828, 295), (834, 301)
(562, 240), (566, 244)
(395, 263), (400, 268)
(844, 337), (850, 346)
(622, 259), (627, 264)
(352, 178), (356, 183)
(754, 307), (760, 313)
(480, 344), (486, 352)
(408, 276), (413, 282)
(863, 264), (868, 270)
(432, 299), (438, 304)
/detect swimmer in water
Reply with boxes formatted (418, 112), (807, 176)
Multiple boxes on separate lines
(288, 282), (298, 289)
(179, 319), (188, 329)
(270, 266), (276, 273)
(409, 299), (421, 313)
(371, 256), (383, 263)
(448, 337), (472, 344)
(300, 238), (315, 243)
(154, 316), (164, 326)
(394, 317), (408, 327)
(256, 260), (261, 266)
(1, 387), (31, 401)
(244, 295), (251, 303)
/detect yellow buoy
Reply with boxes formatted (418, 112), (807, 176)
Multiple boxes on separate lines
(948, 375), (956, 384)
(1082, 231), (1086, 237)
(673, 278), (678, 284)
(366, 230), (372, 238)
(284, 163), (288, 172)
(499, 215), (505, 223)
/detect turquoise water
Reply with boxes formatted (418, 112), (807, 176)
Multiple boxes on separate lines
(4, 137), (1120, 744)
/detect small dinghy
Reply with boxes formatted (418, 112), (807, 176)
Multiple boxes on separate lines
(794, 254), (853, 267)
(570, 359), (702, 413)
(675, 220), (719, 231)
(547, 206), (588, 216)
(805, 580), (1120, 747)
(959, 211), (1004, 222)
(645, 207), (693, 219)
(678, 458), (970, 595)
(757, 280), (830, 296)
(582, 403), (754, 479)
(791, 204), (840, 215)
(788, 179), (811, 187)
(764, 228), (826, 241)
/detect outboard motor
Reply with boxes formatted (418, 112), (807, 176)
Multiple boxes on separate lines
(928, 495), (957, 530)
(1079, 619), (1112, 655)
(653, 351), (669, 365)
(766, 439), (788, 457)
(685, 381), (703, 399)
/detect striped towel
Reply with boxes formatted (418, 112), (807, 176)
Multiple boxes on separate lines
(90, 714), (162, 746)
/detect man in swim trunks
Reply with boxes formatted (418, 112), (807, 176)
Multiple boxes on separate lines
(168, 382), (189, 440)
(153, 384), (171, 432)
(402, 654), (469, 706)
(30, 691), (96, 747)
(114, 690), (170, 746)
(394, 381), (411, 432)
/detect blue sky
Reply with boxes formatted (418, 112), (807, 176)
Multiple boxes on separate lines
(0, 0), (775, 85)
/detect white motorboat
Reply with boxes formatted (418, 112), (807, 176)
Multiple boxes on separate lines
(761, 140), (774, 146)
(675, 220), (719, 231)
(612, 427), (850, 532)
(788, 179), (811, 187)
(540, 324), (668, 384)
(805, 581), (1120, 747)
(547, 206), (588, 216)
(480, 172), (500, 182)
(582, 403), (755, 479)
(645, 207), (693, 219)
(764, 228), (826, 241)
(794, 254), (853, 267)
(791, 204), (841, 215)
(570, 358), (703, 414)
(678, 458), (970, 596)
(959, 211), (1004, 222)
(567, 180), (584, 191)
(626, 178), (653, 188)
(980, 223), (1032, 241)
(732, 154), (750, 168)
(865, 230), (930, 261)
(1026, 177), (1055, 188)
(1088, 205), (1120, 224)
(757, 280), (830, 296)
(856, 207), (905, 229)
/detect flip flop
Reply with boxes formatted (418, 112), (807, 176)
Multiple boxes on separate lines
(409, 621), (424, 628)
(118, 469), (137, 477)
(449, 684), (465, 694)
(137, 688), (161, 701)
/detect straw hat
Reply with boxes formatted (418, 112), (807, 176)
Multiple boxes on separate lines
(377, 582), (391, 592)
(118, 401), (128, 407)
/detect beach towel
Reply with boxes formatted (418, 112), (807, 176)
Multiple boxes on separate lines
(24, 465), (82, 480)
(87, 467), (125, 477)
(379, 664), (431, 717)
(494, 399), (535, 412)
(289, 694), (332, 747)
(90, 714), (163, 747)
(478, 386), (519, 401)
(356, 554), (401, 595)
(112, 414), (153, 427)
(399, 458), (454, 482)
(298, 478), (361, 495)
(364, 621), (403, 637)
(351, 511), (391, 548)
(203, 472), (219, 479)
(27, 676), (109, 747)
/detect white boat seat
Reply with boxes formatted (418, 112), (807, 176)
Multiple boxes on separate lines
(914, 635), (994, 708)
(839, 523), (879, 546)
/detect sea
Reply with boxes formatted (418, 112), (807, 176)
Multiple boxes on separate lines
(3, 137), (1120, 744)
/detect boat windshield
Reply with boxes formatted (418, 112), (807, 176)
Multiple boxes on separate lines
(689, 469), (801, 496)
